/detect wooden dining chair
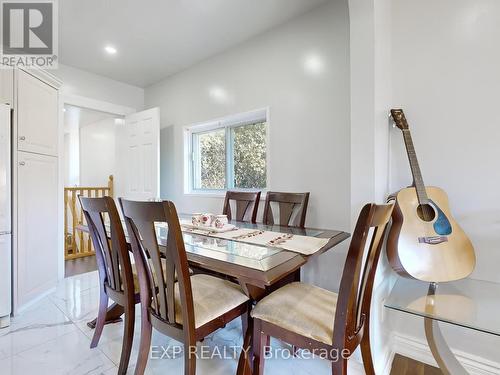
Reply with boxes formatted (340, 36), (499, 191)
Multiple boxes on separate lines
(79, 196), (139, 375)
(262, 191), (310, 228)
(251, 202), (394, 375)
(119, 198), (251, 375)
(222, 191), (261, 223)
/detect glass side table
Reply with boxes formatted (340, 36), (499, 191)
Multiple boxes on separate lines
(385, 277), (500, 375)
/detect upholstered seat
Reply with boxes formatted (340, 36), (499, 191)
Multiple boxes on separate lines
(251, 282), (337, 345)
(130, 259), (170, 294)
(174, 274), (249, 328)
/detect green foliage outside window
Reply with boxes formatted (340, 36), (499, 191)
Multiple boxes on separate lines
(233, 122), (267, 189)
(194, 122), (267, 190)
(198, 129), (226, 189)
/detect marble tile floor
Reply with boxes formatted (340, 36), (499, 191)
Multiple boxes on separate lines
(0, 271), (366, 374)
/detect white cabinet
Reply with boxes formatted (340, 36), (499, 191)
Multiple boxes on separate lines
(15, 152), (58, 308)
(16, 70), (58, 156)
(0, 68), (13, 105)
(0, 234), (11, 326)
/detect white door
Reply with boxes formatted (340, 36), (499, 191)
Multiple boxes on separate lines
(17, 70), (58, 156)
(116, 107), (160, 201)
(16, 151), (58, 309)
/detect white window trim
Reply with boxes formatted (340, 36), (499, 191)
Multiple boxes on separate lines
(183, 107), (270, 197)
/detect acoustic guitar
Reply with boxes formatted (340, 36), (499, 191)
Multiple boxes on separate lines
(387, 109), (476, 283)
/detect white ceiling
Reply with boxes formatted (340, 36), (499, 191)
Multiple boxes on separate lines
(59, 0), (330, 87)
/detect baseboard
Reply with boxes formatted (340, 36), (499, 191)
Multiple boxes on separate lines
(379, 343), (395, 375)
(348, 343), (393, 375)
(392, 333), (500, 375)
(13, 286), (56, 316)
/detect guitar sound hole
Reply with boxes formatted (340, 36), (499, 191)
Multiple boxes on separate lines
(417, 204), (436, 222)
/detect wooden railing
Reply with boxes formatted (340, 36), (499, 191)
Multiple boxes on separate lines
(64, 175), (114, 260)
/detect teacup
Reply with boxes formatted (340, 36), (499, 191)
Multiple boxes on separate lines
(214, 214), (228, 229)
(192, 213), (203, 226)
(201, 213), (215, 227)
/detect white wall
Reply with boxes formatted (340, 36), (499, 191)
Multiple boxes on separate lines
(63, 109), (80, 187)
(53, 64), (144, 110)
(388, 0), (500, 364)
(390, 0), (500, 284)
(349, 0), (395, 372)
(79, 118), (116, 187)
(145, 1), (351, 291)
(63, 132), (79, 186)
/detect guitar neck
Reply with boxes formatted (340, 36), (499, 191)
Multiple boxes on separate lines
(401, 129), (429, 203)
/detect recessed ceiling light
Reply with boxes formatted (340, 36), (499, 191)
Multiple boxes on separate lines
(104, 45), (117, 55)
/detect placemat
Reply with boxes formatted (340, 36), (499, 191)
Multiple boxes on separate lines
(198, 227), (329, 256)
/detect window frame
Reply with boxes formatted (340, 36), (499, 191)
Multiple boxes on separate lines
(184, 108), (270, 196)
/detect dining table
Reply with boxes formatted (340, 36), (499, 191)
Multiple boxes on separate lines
(80, 213), (350, 374)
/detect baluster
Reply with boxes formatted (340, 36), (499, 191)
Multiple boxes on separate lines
(108, 175), (114, 197)
(79, 189), (84, 254)
(71, 190), (77, 256)
(64, 184), (113, 259)
(64, 190), (69, 258)
(86, 189), (92, 253)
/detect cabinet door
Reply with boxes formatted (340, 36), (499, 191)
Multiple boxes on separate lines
(17, 70), (58, 156)
(0, 234), (12, 319)
(17, 151), (58, 308)
(0, 68), (13, 105)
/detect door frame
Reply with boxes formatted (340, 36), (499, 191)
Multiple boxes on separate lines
(58, 94), (138, 281)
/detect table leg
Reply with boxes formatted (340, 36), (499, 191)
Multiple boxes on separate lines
(424, 283), (468, 375)
(87, 302), (125, 329)
(236, 281), (267, 375)
(237, 316), (254, 375)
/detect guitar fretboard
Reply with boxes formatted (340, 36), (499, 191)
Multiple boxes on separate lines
(402, 129), (429, 204)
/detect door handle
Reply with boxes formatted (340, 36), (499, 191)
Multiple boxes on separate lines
(19, 161), (25, 166)
(19, 136), (26, 141)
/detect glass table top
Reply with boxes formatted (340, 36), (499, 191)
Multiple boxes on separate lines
(155, 226), (287, 271)
(96, 213), (347, 272)
(176, 213), (328, 237)
(385, 277), (500, 336)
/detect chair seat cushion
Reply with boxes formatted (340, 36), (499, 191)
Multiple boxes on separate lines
(251, 282), (338, 345)
(131, 259), (169, 294)
(174, 274), (249, 328)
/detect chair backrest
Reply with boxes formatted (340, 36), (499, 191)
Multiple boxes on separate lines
(119, 199), (195, 331)
(262, 192), (310, 228)
(222, 191), (261, 223)
(79, 196), (134, 298)
(332, 203), (394, 352)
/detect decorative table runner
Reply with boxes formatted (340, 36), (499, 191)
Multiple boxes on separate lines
(179, 220), (329, 256)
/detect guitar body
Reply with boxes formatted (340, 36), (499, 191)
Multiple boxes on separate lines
(388, 186), (476, 282)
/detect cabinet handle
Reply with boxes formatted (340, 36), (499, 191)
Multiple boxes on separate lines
(19, 161), (25, 166)
(19, 136), (26, 141)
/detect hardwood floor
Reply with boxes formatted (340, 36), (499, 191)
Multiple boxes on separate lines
(391, 354), (442, 375)
(65, 255), (97, 278)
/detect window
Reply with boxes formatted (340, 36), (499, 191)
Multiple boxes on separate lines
(185, 109), (268, 193)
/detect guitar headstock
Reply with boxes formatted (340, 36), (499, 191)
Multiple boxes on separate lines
(391, 109), (409, 130)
